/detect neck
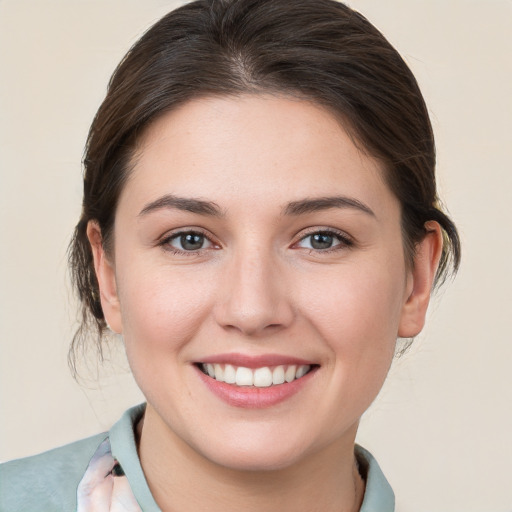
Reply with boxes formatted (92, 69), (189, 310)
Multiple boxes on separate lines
(138, 406), (365, 512)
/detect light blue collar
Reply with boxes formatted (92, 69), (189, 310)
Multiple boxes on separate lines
(103, 404), (394, 511)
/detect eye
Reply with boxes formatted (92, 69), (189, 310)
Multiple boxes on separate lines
(295, 230), (352, 251)
(164, 231), (214, 252)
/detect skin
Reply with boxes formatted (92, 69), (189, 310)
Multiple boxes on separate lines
(88, 94), (442, 512)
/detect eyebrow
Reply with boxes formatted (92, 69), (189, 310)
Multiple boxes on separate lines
(284, 196), (375, 217)
(138, 194), (374, 219)
(138, 194), (224, 217)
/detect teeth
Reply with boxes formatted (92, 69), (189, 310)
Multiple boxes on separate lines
(236, 367), (253, 386)
(285, 365), (296, 383)
(224, 364), (236, 384)
(202, 363), (312, 387)
(296, 365), (309, 378)
(214, 364), (224, 381)
(253, 367), (273, 387)
(272, 366), (285, 385)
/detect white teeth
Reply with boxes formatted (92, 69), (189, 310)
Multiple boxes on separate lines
(253, 367), (273, 387)
(223, 364), (236, 384)
(296, 365), (309, 378)
(236, 367), (254, 386)
(272, 365), (285, 385)
(213, 364), (224, 381)
(285, 365), (297, 383)
(202, 363), (312, 387)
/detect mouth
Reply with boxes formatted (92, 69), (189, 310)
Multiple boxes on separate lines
(194, 353), (319, 408)
(196, 362), (317, 388)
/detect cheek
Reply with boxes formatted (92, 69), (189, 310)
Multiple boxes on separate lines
(297, 259), (406, 377)
(116, 261), (216, 358)
(114, 262), (221, 411)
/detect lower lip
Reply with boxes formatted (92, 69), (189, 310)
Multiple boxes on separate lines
(195, 366), (317, 409)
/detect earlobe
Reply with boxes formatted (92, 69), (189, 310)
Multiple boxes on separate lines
(86, 221), (123, 334)
(398, 221), (443, 338)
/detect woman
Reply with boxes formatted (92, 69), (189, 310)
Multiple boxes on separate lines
(0, 0), (460, 510)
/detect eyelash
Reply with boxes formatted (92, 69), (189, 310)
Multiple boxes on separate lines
(159, 229), (216, 256)
(293, 228), (354, 254)
(158, 228), (354, 256)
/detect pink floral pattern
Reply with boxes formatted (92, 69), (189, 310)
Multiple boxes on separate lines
(76, 438), (141, 511)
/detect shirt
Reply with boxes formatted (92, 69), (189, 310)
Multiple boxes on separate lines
(0, 404), (395, 511)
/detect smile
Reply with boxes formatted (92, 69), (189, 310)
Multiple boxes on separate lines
(199, 363), (312, 387)
(194, 354), (319, 408)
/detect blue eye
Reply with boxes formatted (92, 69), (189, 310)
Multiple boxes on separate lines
(167, 232), (213, 251)
(297, 231), (351, 251)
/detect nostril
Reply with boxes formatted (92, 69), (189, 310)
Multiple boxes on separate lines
(221, 320), (287, 337)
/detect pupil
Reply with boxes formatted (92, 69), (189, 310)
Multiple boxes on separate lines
(311, 233), (333, 249)
(181, 233), (203, 250)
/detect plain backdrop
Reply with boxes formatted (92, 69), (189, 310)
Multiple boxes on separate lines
(0, 1), (511, 511)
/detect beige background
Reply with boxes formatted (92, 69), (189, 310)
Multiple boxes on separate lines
(1, 1), (511, 511)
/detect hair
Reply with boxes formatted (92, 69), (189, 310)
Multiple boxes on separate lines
(69, 0), (461, 369)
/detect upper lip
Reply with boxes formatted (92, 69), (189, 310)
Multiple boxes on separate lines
(197, 353), (317, 369)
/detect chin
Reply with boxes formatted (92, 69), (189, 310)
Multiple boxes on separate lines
(189, 421), (334, 473)
(202, 442), (307, 473)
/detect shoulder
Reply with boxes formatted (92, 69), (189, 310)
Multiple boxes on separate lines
(0, 432), (107, 512)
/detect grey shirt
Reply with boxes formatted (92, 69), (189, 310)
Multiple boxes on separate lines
(0, 404), (395, 511)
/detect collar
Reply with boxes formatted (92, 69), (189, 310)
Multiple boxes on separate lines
(78, 404), (394, 511)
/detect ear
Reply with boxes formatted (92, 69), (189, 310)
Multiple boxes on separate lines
(86, 221), (123, 334)
(398, 221), (443, 338)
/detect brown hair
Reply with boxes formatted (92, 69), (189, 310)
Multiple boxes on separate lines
(69, 0), (461, 367)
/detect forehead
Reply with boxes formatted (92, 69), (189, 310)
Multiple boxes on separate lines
(122, 94), (394, 215)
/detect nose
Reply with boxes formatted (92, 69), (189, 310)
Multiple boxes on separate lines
(213, 246), (294, 337)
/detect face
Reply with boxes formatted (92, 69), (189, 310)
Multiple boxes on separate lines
(91, 94), (438, 471)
